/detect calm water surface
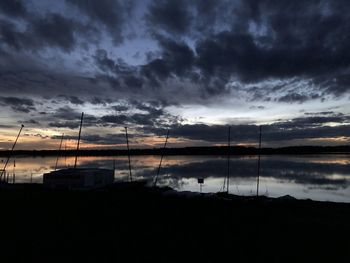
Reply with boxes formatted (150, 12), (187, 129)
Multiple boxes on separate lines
(2, 154), (350, 203)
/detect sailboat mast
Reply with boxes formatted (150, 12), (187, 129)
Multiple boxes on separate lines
(154, 129), (170, 187)
(74, 112), (84, 169)
(54, 133), (64, 171)
(256, 125), (262, 197)
(227, 126), (231, 193)
(12, 159), (15, 184)
(125, 127), (132, 182)
(64, 140), (67, 167)
(1, 124), (24, 181)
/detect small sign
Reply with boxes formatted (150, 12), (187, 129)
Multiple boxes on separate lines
(198, 178), (204, 184)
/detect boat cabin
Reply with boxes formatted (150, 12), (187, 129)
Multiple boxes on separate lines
(43, 168), (114, 190)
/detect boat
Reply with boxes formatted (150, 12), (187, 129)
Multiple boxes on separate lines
(43, 168), (114, 190)
(43, 112), (114, 190)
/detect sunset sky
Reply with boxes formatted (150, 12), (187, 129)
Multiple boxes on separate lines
(1, 0), (350, 150)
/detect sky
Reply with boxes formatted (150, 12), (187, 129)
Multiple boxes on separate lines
(0, 0), (350, 150)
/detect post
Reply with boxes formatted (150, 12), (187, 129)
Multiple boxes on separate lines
(198, 178), (204, 193)
(154, 129), (170, 187)
(256, 125), (262, 197)
(0, 124), (24, 181)
(74, 112), (84, 169)
(54, 133), (64, 171)
(125, 127), (132, 182)
(227, 126), (231, 193)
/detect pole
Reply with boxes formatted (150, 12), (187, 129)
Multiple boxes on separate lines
(0, 124), (24, 181)
(227, 126), (231, 193)
(125, 127), (132, 182)
(54, 133), (64, 171)
(12, 159), (15, 184)
(154, 129), (170, 187)
(256, 125), (262, 197)
(64, 140), (67, 167)
(74, 112), (84, 169)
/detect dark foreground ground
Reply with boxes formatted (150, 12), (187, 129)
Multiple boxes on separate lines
(1, 183), (349, 263)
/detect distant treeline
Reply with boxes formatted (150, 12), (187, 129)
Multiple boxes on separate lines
(0, 145), (350, 157)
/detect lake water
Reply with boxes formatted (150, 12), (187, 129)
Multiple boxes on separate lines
(1, 154), (350, 203)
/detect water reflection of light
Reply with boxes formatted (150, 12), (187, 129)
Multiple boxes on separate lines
(3, 155), (350, 202)
(309, 159), (350, 165)
(327, 173), (348, 180)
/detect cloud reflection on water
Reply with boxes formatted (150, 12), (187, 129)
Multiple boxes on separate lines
(2, 154), (350, 202)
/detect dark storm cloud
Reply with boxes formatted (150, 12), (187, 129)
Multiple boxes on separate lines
(249, 105), (265, 110)
(29, 13), (77, 52)
(142, 35), (195, 79)
(0, 68), (119, 107)
(123, 75), (143, 89)
(48, 121), (80, 129)
(0, 13), (80, 52)
(146, 111), (350, 143)
(277, 93), (320, 103)
(142, 0), (350, 99)
(0, 0), (27, 17)
(35, 100), (178, 130)
(52, 106), (83, 120)
(90, 97), (112, 105)
(67, 0), (133, 44)
(275, 114), (350, 129)
(94, 49), (117, 72)
(22, 119), (40, 125)
(51, 133), (126, 145)
(93, 49), (134, 74)
(101, 114), (128, 125)
(47, 107), (99, 129)
(92, 36), (199, 101)
(1, 0), (350, 143)
(194, 28), (347, 83)
(57, 95), (85, 105)
(101, 100), (180, 128)
(76, 0), (350, 103)
(0, 96), (35, 113)
(2, 0), (350, 103)
(93, 37), (196, 97)
(112, 104), (129, 112)
(304, 111), (336, 116)
(146, 0), (192, 34)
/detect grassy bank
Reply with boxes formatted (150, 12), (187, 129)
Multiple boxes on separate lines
(0, 183), (349, 262)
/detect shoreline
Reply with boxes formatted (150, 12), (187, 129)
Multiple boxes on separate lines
(1, 145), (350, 157)
(1, 180), (349, 205)
(1, 182), (349, 261)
